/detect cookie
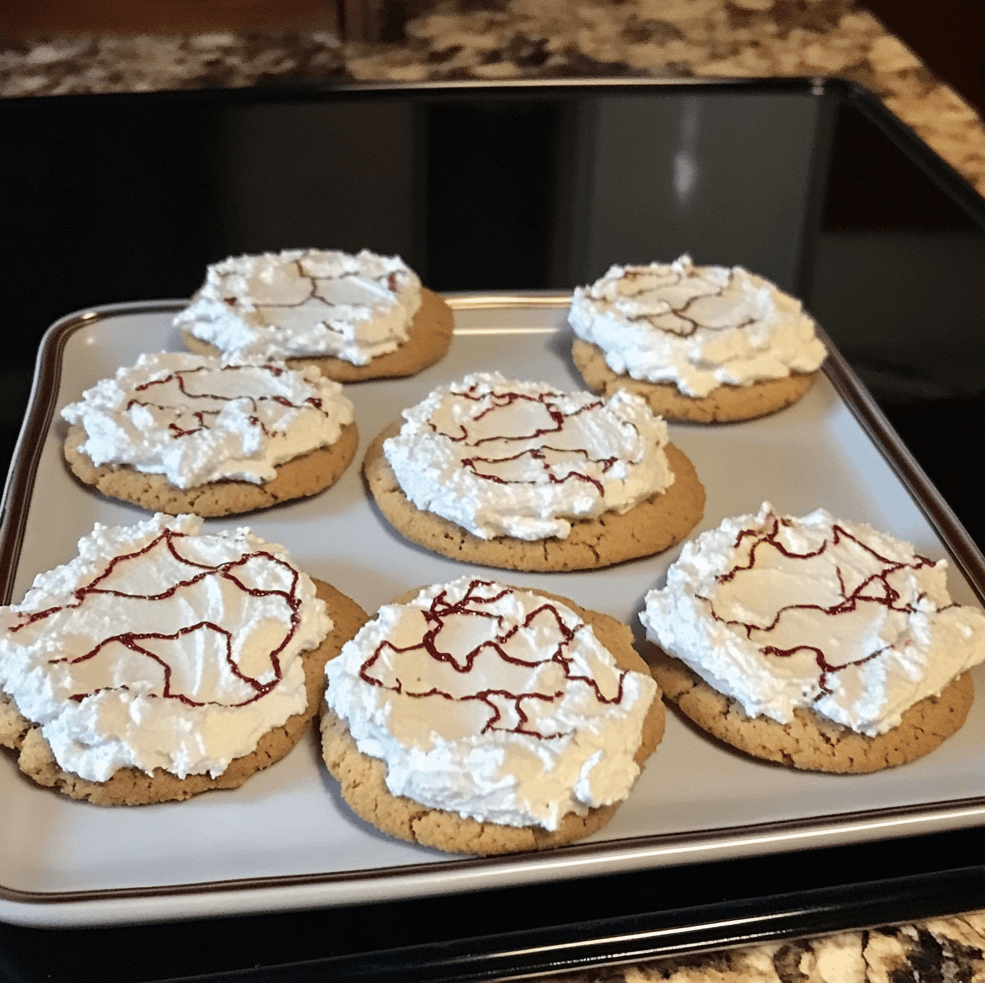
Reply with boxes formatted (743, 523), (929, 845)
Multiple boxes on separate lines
(61, 353), (359, 516)
(568, 256), (826, 422)
(572, 337), (817, 423)
(183, 287), (453, 383)
(640, 503), (985, 772)
(365, 371), (704, 572)
(646, 648), (974, 773)
(0, 515), (369, 804)
(64, 419), (359, 517)
(177, 249), (454, 381)
(321, 583), (665, 854)
(364, 420), (705, 571)
(2, 579), (369, 805)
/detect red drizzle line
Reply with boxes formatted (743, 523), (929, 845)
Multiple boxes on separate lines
(358, 580), (626, 740)
(461, 447), (617, 494)
(226, 260), (403, 341)
(11, 528), (302, 708)
(619, 267), (750, 337)
(125, 364), (325, 440)
(703, 510), (936, 694)
(433, 386), (631, 495)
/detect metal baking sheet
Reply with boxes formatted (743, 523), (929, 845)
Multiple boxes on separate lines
(2, 294), (985, 929)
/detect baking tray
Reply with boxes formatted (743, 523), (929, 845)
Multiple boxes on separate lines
(3, 292), (985, 933)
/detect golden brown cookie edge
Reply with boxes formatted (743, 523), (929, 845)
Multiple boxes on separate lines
(572, 338), (817, 423)
(645, 645), (974, 774)
(64, 420), (358, 517)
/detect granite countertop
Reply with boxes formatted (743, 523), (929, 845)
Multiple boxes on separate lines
(3, 2), (985, 981)
(2, 0), (984, 199)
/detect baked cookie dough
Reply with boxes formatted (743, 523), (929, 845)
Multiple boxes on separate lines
(572, 337), (816, 423)
(0, 515), (369, 805)
(65, 420), (358, 517)
(365, 421), (704, 572)
(568, 256), (826, 423)
(321, 580), (665, 854)
(177, 249), (454, 382)
(640, 503), (985, 772)
(364, 373), (705, 572)
(61, 353), (358, 517)
(646, 649), (973, 774)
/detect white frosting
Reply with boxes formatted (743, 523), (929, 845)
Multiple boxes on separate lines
(569, 255), (826, 397)
(383, 371), (674, 541)
(325, 577), (657, 830)
(641, 503), (985, 736)
(0, 514), (331, 782)
(61, 352), (355, 489)
(174, 248), (423, 364)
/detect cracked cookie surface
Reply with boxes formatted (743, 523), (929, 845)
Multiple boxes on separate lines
(0, 580), (368, 805)
(572, 338), (817, 423)
(363, 420), (705, 572)
(645, 647), (974, 773)
(320, 590), (665, 854)
(64, 419), (358, 517)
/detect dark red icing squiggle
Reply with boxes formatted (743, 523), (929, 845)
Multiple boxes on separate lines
(126, 363), (326, 440)
(226, 259), (405, 342)
(358, 580), (627, 740)
(11, 527), (302, 708)
(617, 266), (753, 337)
(701, 510), (936, 695)
(430, 384), (636, 496)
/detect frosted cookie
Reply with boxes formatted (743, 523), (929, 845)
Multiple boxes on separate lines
(569, 256), (826, 422)
(177, 248), (454, 381)
(640, 503), (985, 773)
(321, 577), (664, 854)
(61, 352), (358, 517)
(0, 514), (368, 805)
(364, 372), (705, 572)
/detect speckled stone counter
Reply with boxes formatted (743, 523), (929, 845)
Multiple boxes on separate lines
(538, 918), (985, 982)
(2, 0), (985, 198)
(2, 3), (985, 981)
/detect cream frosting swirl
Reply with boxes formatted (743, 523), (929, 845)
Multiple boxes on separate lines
(0, 514), (331, 781)
(569, 255), (826, 397)
(383, 371), (674, 541)
(325, 577), (657, 830)
(640, 503), (985, 735)
(175, 248), (422, 364)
